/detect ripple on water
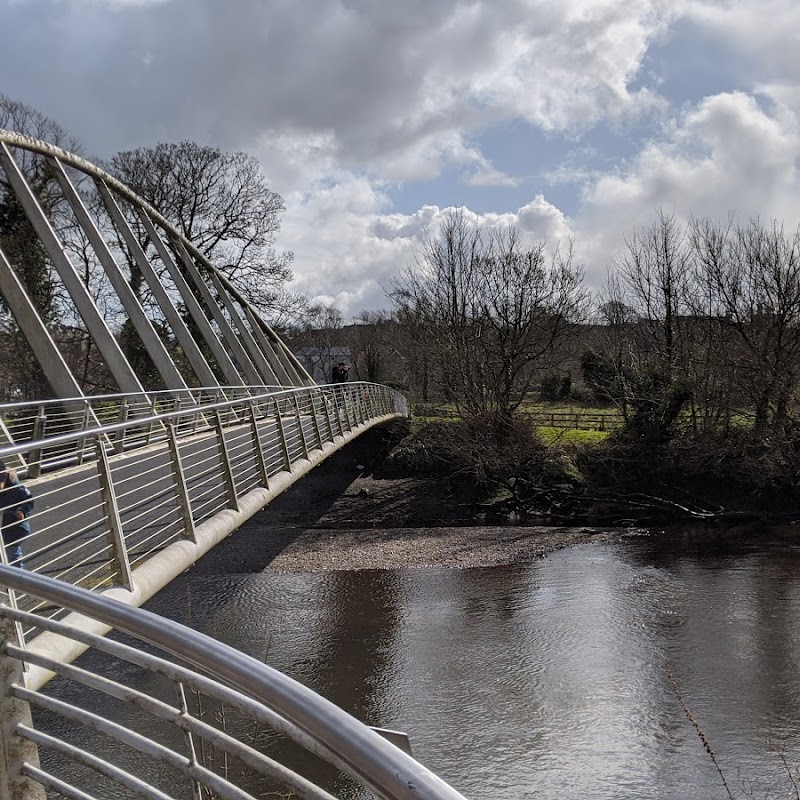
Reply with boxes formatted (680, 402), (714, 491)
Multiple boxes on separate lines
(131, 535), (800, 800)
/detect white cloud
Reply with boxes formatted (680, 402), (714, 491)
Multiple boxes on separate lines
(575, 89), (800, 288)
(283, 185), (578, 316)
(3, 1), (800, 317)
(686, 0), (800, 74)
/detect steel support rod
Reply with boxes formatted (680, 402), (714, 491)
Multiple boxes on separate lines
(94, 440), (134, 589)
(0, 143), (144, 395)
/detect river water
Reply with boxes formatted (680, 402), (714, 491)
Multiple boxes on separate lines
(133, 526), (800, 800)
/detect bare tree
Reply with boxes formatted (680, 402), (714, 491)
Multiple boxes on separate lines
(599, 210), (699, 439)
(691, 216), (800, 431)
(349, 310), (396, 384)
(105, 141), (296, 317)
(391, 210), (587, 424)
(286, 303), (347, 383)
(614, 210), (694, 380)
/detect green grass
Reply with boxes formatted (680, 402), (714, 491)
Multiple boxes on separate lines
(535, 426), (609, 445)
(411, 400), (622, 439)
(518, 400), (622, 417)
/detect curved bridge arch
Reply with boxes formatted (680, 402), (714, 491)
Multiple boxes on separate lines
(0, 128), (310, 399)
(0, 128), (409, 616)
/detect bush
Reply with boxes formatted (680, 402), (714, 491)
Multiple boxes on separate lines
(540, 372), (573, 401)
(386, 413), (577, 503)
(540, 373), (562, 401)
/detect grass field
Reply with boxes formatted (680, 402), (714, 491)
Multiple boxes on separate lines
(412, 400), (623, 437)
(534, 426), (610, 445)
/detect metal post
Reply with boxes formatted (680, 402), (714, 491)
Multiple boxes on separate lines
(172, 395), (184, 438)
(333, 389), (346, 437)
(94, 439), (134, 590)
(26, 412), (46, 479)
(166, 422), (197, 543)
(247, 404), (270, 489)
(355, 387), (366, 426)
(0, 603), (46, 800)
(273, 399), (293, 472)
(321, 389), (335, 443)
(342, 388), (354, 432)
(113, 398), (129, 455)
(76, 403), (92, 466)
(308, 389), (324, 451)
(212, 411), (239, 512)
(293, 395), (310, 461)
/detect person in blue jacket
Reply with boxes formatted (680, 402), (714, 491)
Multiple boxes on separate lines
(0, 461), (34, 569)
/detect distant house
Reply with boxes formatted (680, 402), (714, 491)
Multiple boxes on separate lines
(293, 345), (352, 384)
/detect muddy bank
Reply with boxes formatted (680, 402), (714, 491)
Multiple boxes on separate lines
(189, 428), (641, 575)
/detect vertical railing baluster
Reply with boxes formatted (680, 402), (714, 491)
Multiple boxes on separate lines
(321, 388), (335, 443)
(94, 439), (133, 589)
(343, 387), (354, 432)
(247, 403), (270, 489)
(114, 397), (129, 455)
(355, 386), (366, 426)
(76, 403), (92, 466)
(273, 398), (292, 472)
(308, 389), (324, 451)
(27, 411), (46, 479)
(333, 389), (346, 436)
(174, 681), (204, 800)
(146, 397), (159, 446)
(0, 603), (46, 800)
(166, 421), (197, 542)
(172, 396), (183, 438)
(293, 394), (310, 460)
(213, 410), (239, 511)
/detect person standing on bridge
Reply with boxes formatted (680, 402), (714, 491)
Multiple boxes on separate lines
(331, 361), (349, 383)
(0, 462), (33, 569)
(331, 361), (349, 409)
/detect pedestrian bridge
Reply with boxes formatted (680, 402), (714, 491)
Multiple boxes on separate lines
(0, 130), (467, 799)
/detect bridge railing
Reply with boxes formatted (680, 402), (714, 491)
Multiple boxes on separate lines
(0, 564), (467, 800)
(0, 385), (312, 475)
(0, 383), (408, 634)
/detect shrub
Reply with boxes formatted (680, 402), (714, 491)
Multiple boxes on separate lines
(540, 373), (562, 401)
(386, 412), (577, 504)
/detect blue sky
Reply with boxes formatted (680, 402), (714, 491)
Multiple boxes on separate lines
(2, 0), (800, 317)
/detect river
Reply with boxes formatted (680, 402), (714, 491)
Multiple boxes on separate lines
(132, 525), (800, 799)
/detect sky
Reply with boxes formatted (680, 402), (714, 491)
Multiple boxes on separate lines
(1, 0), (800, 318)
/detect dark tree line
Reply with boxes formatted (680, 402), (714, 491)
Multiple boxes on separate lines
(585, 211), (800, 440)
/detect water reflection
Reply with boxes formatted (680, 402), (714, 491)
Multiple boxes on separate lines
(42, 529), (800, 799)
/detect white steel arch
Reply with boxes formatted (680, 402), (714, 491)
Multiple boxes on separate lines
(0, 129), (312, 401)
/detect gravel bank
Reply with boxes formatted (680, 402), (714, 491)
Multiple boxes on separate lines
(262, 522), (632, 572)
(188, 428), (640, 575)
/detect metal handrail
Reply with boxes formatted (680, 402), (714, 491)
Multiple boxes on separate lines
(0, 382), (407, 626)
(0, 565), (467, 800)
(0, 383), (402, 464)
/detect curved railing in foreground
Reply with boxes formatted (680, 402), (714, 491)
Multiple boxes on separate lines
(0, 565), (468, 800)
(0, 383), (407, 641)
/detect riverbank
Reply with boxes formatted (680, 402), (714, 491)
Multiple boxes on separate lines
(190, 429), (642, 575)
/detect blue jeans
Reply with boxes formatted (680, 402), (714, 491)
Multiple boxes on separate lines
(5, 542), (24, 569)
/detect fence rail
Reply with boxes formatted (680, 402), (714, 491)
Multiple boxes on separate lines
(413, 405), (624, 431)
(525, 410), (624, 431)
